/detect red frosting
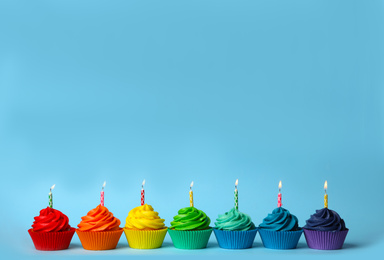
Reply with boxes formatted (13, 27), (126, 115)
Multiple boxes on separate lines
(32, 207), (71, 232)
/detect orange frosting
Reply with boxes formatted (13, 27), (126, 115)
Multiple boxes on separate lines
(77, 205), (121, 232)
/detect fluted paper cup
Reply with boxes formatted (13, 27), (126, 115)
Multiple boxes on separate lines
(76, 228), (123, 250)
(259, 228), (303, 249)
(168, 228), (212, 249)
(304, 228), (349, 250)
(28, 228), (76, 251)
(213, 228), (257, 249)
(124, 227), (167, 249)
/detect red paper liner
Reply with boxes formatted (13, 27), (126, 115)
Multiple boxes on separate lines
(28, 228), (76, 251)
(76, 228), (123, 250)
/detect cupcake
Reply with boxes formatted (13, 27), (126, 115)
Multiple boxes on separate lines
(258, 207), (303, 249)
(124, 204), (167, 249)
(168, 207), (212, 249)
(28, 207), (76, 250)
(76, 205), (123, 250)
(303, 208), (348, 250)
(213, 207), (257, 249)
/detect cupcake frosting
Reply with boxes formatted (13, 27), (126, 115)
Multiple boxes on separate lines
(77, 205), (121, 232)
(32, 207), (71, 232)
(259, 207), (299, 231)
(170, 207), (211, 230)
(304, 208), (346, 231)
(215, 208), (255, 231)
(125, 204), (165, 230)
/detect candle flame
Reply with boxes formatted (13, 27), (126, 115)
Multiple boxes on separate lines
(324, 180), (327, 191)
(190, 181), (194, 189)
(102, 181), (106, 190)
(235, 179), (238, 187)
(142, 179), (146, 186)
(278, 181), (282, 189)
(50, 184), (55, 191)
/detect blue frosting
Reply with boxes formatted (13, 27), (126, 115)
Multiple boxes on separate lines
(259, 207), (299, 231)
(304, 208), (346, 231)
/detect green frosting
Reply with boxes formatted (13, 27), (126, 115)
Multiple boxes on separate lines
(214, 208), (255, 231)
(170, 207), (211, 230)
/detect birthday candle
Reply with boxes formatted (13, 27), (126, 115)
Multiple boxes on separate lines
(141, 179), (145, 206)
(49, 184), (55, 208)
(324, 181), (328, 208)
(234, 179), (238, 210)
(189, 181), (194, 207)
(100, 181), (106, 206)
(278, 181), (282, 207)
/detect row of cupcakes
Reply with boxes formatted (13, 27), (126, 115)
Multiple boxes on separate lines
(29, 180), (348, 251)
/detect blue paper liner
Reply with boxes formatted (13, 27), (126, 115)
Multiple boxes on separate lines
(258, 228), (303, 249)
(213, 228), (257, 249)
(304, 228), (349, 250)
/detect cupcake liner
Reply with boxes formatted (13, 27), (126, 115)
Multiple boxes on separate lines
(123, 227), (168, 249)
(168, 228), (212, 249)
(28, 228), (76, 251)
(213, 228), (257, 249)
(76, 228), (123, 250)
(258, 228), (303, 249)
(304, 228), (349, 250)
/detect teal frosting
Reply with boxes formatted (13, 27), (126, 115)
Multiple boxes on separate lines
(259, 207), (299, 231)
(215, 208), (255, 231)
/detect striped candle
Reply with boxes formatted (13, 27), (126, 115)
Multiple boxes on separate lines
(141, 179), (145, 206)
(277, 181), (282, 207)
(49, 184), (55, 208)
(100, 181), (106, 206)
(234, 179), (238, 210)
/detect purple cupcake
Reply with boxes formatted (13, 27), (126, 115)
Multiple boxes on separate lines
(303, 208), (348, 250)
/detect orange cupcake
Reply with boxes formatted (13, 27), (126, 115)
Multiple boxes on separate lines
(76, 205), (123, 250)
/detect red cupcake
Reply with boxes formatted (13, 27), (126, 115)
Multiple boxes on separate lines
(28, 207), (75, 250)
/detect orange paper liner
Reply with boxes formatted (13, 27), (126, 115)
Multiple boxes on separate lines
(76, 228), (123, 250)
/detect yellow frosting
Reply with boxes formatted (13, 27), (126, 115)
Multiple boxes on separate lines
(125, 204), (165, 230)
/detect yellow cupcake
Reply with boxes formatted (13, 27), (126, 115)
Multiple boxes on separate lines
(123, 204), (167, 249)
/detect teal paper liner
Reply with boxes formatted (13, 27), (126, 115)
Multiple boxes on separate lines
(213, 228), (257, 249)
(304, 228), (349, 250)
(168, 228), (212, 249)
(258, 228), (303, 249)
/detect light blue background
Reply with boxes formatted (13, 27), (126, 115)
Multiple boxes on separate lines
(1, 0), (383, 259)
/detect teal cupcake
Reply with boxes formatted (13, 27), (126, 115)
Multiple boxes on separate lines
(168, 207), (212, 249)
(213, 208), (257, 249)
(258, 207), (303, 249)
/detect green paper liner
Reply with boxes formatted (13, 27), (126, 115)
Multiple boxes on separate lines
(168, 228), (212, 249)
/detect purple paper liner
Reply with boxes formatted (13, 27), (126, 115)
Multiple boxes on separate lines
(303, 228), (349, 250)
(213, 228), (257, 249)
(258, 228), (303, 249)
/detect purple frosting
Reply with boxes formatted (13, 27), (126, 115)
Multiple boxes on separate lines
(304, 208), (346, 231)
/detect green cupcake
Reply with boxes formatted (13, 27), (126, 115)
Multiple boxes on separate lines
(168, 207), (212, 249)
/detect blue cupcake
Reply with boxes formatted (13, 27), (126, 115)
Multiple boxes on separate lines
(258, 207), (303, 249)
(213, 208), (257, 249)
